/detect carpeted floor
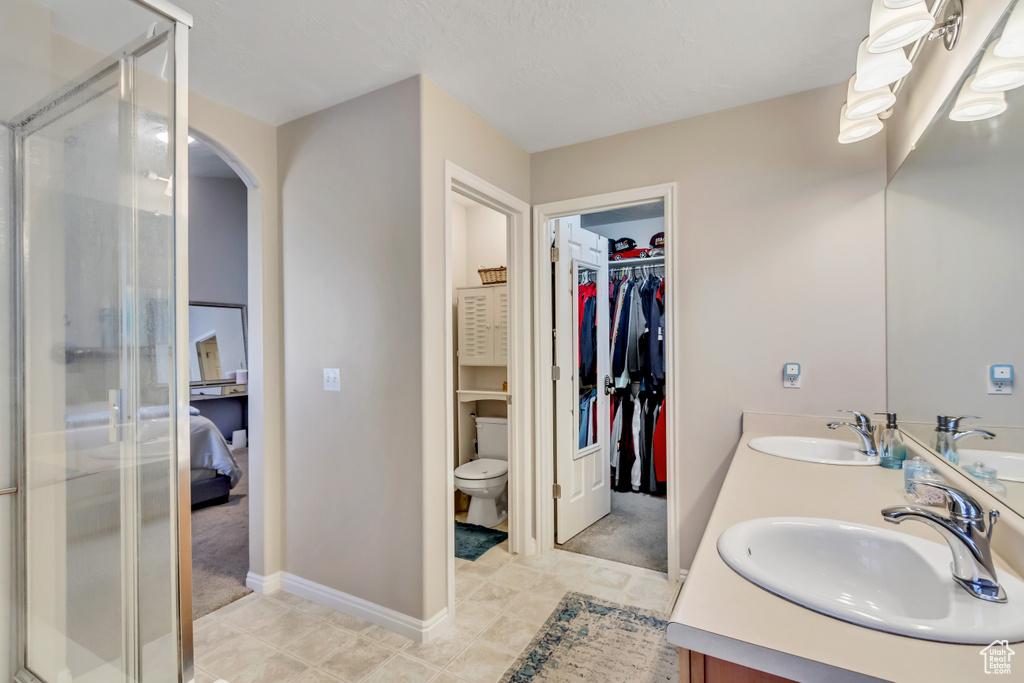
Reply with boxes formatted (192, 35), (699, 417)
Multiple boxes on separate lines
(556, 490), (667, 573)
(192, 448), (251, 620)
(500, 592), (677, 682)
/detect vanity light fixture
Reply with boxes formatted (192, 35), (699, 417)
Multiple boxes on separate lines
(846, 76), (897, 119)
(994, 2), (1024, 57)
(840, 0), (965, 142)
(838, 105), (884, 144)
(867, 0), (936, 53)
(949, 75), (1008, 121)
(855, 38), (912, 91)
(972, 42), (1024, 92)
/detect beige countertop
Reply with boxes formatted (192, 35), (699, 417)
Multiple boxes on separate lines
(667, 422), (1023, 683)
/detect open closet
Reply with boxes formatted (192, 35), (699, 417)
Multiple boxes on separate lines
(552, 200), (669, 573)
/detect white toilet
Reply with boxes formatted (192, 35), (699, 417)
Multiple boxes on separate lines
(454, 416), (508, 528)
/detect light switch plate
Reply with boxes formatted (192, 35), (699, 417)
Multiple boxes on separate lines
(323, 368), (340, 391)
(783, 363), (801, 389)
(988, 364), (1014, 395)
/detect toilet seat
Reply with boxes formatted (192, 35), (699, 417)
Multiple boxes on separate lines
(454, 458), (508, 481)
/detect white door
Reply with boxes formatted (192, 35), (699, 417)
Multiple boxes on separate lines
(457, 287), (494, 365)
(553, 218), (611, 543)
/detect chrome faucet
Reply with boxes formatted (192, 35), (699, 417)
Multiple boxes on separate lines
(948, 415), (997, 443)
(882, 482), (1006, 603)
(827, 410), (877, 456)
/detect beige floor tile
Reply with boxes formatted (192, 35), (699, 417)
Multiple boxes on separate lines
(193, 619), (245, 659)
(319, 637), (395, 681)
(449, 600), (499, 637)
(444, 640), (517, 683)
(196, 633), (278, 680)
(282, 621), (356, 665)
(545, 558), (593, 583)
(503, 593), (563, 628)
(554, 551), (599, 565)
(512, 552), (559, 571)
(217, 595), (290, 633)
(529, 570), (582, 598)
(362, 653), (440, 682)
(296, 668), (343, 683)
(489, 564), (541, 591)
(252, 608), (323, 645)
(431, 674), (468, 683)
(477, 614), (537, 654)
(268, 591), (338, 619)
(193, 668), (218, 683)
(193, 612), (223, 634)
(232, 651), (310, 683)
(465, 582), (521, 612)
(326, 610), (375, 634)
(585, 563), (636, 591)
(574, 580), (622, 602)
(454, 573), (483, 602)
(363, 624), (414, 651)
(402, 628), (474, 669)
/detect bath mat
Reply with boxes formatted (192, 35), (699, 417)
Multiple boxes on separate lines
(500, 592), (676, 682)
(455, 521), (508, 561)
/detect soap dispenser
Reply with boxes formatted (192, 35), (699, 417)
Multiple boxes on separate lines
(876, 412), (907, 469)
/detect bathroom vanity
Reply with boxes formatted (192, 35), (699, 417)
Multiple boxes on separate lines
(667, 413), (1024, 682)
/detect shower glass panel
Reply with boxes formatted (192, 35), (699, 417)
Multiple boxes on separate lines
(1, 0), (190, 680)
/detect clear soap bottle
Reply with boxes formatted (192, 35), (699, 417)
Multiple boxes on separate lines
(876, 412), (907, 469)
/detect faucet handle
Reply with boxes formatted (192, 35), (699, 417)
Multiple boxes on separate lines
(946, 416), (980, 432)
(915, 481), (984, 521)
(839, 410), (873, 431)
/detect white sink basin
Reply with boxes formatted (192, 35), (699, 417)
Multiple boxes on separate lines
(747, 436), (880, 466)
(718, 517), (1024, 644)
(960, 449), (1024, 483)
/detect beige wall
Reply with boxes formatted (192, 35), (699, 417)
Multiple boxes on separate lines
(420, 76), (531, 618)
(531, 83), (889, 568)
(190, 91), (284, 582)
(886, 0), (1012, 179)
(278, 77), (426, 617)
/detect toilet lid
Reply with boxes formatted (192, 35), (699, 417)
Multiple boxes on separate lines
(455, 458), (508, 480)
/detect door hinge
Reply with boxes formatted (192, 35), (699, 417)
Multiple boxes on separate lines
(552, 483), (562, 499)
(552, 365), (561, 380)
(550, 246), (559, 262)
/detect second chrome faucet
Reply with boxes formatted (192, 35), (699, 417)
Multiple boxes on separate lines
(827, 409), (878, 457)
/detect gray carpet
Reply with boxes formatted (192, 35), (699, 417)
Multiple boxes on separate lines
(192, 448), (251, 619)
(556, 490), (667, 573)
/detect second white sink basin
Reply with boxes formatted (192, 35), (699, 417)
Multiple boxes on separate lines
(718, 517), (1024, 644)
(960, 449), (1024, 483)
(748, 436), (880, 465)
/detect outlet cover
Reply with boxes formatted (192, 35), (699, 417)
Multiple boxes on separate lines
(323, 368), (340, 391)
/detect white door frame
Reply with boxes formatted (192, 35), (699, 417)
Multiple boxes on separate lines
(444, 162), (532, 617)
(533, 183), (681, 583)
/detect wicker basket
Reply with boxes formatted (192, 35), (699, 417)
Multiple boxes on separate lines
(478, 266), (507, 285)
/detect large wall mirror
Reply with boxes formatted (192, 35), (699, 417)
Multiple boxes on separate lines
(189, 302), (248, 385)
(887, 0), (1024, 517)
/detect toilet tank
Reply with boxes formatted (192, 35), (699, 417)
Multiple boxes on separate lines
(475, 417), (509, 460)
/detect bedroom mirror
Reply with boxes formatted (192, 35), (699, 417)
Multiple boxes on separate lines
(189, 302), (248, 385)
(887, 0), (1024, 518)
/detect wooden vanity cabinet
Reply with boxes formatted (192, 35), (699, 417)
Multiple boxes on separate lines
(680, 649), (796, 683)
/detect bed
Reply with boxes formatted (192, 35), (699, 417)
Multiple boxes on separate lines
(62, 403), (243, 510)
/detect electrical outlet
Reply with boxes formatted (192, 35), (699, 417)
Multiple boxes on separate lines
(783, 363), (801, 389)
(988, 364), (1014, 395)
(323, 368), (340, 391)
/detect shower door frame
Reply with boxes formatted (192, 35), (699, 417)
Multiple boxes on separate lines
(5, 1), (194, 681)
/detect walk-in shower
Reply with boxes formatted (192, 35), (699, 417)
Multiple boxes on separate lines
(1, 0), (192, 680)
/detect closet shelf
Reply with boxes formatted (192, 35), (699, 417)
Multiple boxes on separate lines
(457, 389), (511, 403)
(609, 255), (665, 266)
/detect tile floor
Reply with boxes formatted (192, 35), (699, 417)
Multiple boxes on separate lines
(194, 541), (681, 683)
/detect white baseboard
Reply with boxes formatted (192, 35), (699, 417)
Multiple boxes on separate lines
(679, 568), (689, 584)
(246, 571), (283, 594)
(281, 572), (450, 643)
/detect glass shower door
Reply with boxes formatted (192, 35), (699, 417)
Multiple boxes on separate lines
(3, 3), (190, 680)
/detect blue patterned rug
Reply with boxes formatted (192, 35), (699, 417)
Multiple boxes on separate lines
(455, 521), (508, 561)
(501, 592), (677, 682)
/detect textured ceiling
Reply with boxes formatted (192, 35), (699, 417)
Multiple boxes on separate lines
(46, 0), (870, 152)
